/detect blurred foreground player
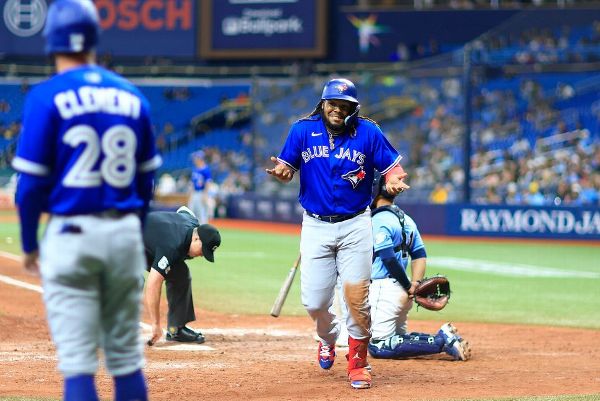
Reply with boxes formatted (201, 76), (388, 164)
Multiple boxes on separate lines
(11, 1), (161, 400)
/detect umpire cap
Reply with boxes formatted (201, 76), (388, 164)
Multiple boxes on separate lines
(198, 224), (221, 263)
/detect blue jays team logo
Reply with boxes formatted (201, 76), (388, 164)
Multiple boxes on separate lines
(342, 166), (366, 189)
(336, 83), (348, 94)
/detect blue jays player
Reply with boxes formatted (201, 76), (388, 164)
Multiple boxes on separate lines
(188, 150), (212, 224)
(11, 1), (161, 400)
(266, 78), (409, 389)
(368, 174), (471, 361)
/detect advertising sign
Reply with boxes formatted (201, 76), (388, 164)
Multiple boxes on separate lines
(200, 0), (327, 59)
(226, 195), (600, 241)
(0, 0), (196, 57)
(448, 204), (600, 240)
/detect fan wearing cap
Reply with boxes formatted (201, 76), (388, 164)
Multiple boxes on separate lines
(143, 206), (221, 346)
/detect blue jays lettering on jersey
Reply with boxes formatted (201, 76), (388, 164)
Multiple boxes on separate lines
(277, 114), (401, 216)
(371, 212), (425, 280)
(191, 166), (211, 191)
(12, 65), (162, 251)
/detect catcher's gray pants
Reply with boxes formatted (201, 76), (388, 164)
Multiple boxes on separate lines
(40, 214), (145, 378)
(369, 278), (412, 341)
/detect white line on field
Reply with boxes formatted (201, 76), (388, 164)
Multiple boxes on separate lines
(0, 250), (20, 262)
(0, 274), (43, 293)
(428, 257), (600, 278)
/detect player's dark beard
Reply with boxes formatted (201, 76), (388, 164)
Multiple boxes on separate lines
(321, 109), (346, 135)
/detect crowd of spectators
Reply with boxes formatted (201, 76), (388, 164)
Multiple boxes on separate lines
(1, 15), (600, 209)
(353, 0), (579, 9)
(473, 20), (600, 64)
(1, 68), (598, 208)
(154, 146), (253, 219)
(247, 68), (599, 207)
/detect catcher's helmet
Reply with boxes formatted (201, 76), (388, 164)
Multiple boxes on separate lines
(371, 171), (395, 207)
(43, 0), (100, 55)
(321, 78), (359, 104)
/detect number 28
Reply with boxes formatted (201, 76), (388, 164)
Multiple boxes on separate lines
(62, 124), (137, 188)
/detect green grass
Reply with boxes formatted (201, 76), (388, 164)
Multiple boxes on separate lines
(1, 216), (599, 329)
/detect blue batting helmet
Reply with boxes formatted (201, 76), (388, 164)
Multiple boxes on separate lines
(43, 0), (100, 55)
(321, 78), (359, 104)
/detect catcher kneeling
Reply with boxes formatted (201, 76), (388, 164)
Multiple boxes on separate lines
(365, 174), (472, 360)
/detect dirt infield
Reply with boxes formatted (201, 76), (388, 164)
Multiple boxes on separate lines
(1, 219), (600, 400)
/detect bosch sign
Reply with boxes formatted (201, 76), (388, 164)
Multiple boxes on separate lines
(96, 0), (192, 31)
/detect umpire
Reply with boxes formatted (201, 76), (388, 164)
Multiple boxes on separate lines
(144, 206), (221, 345)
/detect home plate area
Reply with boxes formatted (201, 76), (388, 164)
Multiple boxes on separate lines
(138, 322), (306, 352)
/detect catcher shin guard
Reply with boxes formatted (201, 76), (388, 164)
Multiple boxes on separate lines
(347, 337), (371, 389)
(368, 333), (444, 359)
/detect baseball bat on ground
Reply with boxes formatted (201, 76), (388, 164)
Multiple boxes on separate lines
(270, 254), (301, 318)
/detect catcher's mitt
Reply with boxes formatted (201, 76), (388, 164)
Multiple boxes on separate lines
(413, 275), (451, 311)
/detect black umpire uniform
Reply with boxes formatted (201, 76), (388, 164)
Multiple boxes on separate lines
(143, 208), (221, 341)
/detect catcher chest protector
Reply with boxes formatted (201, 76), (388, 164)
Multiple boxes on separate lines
(371, 205), (408, 258)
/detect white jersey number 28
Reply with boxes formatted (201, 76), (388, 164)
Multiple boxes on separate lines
(62, 124), (137, 188)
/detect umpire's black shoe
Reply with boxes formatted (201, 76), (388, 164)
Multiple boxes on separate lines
(166, 326), (206, 344)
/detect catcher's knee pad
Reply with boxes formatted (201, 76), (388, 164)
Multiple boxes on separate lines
(368, 333), (444, 359)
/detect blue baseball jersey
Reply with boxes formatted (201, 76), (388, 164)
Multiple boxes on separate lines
(371, 211), (425, 280)
(12, 65), (162, 251)
(278, 115), (401, 215)
(191, 166), (211, 191)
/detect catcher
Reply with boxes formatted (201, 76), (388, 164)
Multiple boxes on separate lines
(367, 173), (471, 360)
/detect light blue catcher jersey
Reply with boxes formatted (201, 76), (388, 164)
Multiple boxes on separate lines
(12, 65), (162, 215)
(278, 114), (401, 216)
(191, 166), (211, 191)
(371, 211), (425, 280)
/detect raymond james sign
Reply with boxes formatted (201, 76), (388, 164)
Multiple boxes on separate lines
(199, 0), (326, 59)
(452, 205), (600, 239)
